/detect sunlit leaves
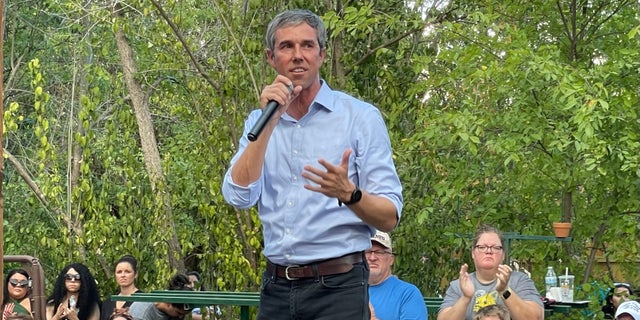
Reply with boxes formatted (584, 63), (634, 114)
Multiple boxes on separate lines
(391, 0), (639, 303)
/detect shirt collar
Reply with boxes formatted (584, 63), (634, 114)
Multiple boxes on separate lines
(311, 80), (335, 112)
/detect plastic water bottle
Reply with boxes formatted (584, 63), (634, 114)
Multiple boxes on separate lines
(545, 266), (557, 293)
(69, 295), (77, 311)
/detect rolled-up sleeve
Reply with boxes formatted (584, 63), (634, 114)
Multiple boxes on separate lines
(354, 106), (403, 219)
(221, 110), (263, 209)
(221, 169), (262, 209)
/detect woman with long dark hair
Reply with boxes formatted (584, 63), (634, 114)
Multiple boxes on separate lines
(2, 269), (32, 320)
(602, 282), (633, 319)
(46, 263), (101, 320)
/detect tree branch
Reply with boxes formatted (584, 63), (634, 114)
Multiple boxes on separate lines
(346, 26), (425, 76)
(148, 0), (239, 145)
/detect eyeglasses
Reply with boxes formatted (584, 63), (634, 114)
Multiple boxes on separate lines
(474, 245), (504, 253)
(365, 250), (393, 257)
(9, 279), (29, 288)
(65, 274), (81, 281)
(172, 303), (193, 311)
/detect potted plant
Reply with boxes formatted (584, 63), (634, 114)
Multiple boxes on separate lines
(552, 191), (573, 238)
(552, 222), (572, 238)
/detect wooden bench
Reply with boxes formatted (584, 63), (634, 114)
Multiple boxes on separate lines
(113, 291), (585, 319)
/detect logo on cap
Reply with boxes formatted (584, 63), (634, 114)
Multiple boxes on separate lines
(371, 230), (392, 250)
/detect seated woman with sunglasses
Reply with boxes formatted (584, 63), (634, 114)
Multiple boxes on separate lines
(46, 263), (101, 320)
(2, 269), (33, 320)
(128, 274), (193, 320)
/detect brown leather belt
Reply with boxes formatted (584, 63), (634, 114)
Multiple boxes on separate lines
(267, 252), (364, 280)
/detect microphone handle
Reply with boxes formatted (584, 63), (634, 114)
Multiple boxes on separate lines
(247, 100), (279, 141)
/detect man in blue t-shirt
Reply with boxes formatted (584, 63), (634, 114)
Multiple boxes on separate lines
(368, 231), (427, 320)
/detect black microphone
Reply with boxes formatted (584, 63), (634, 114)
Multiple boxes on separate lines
(247, 100), (279, 141)
(247, 83), (294, 142)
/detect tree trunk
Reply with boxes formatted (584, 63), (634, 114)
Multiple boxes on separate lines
(583, 223), (606, 283)
(327, 0), (345, 87)
(112, 4), (184, 272)
(562, 190), (572, 222)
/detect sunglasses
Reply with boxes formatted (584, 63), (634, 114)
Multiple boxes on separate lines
(615, 282), (631, 288)
(9, 279), (29, 288)
(172, 303), (193, 311)
(65, 274), (81, 281)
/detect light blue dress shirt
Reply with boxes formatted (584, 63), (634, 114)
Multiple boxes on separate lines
(222, 81), (403, 265)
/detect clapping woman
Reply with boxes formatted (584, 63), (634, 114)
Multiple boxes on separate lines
(46, 263), (101, 320)
(2, 269), (33, 320)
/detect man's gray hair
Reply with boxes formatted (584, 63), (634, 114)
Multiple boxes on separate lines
(265, 9), (327, 52)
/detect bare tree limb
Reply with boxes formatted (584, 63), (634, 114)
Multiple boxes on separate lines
(347, 26), (425, 76)
(149, 0), (239, 145)
(112, 2), (184, 272)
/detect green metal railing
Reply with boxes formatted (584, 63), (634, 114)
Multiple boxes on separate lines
(112, 290), (588, 319)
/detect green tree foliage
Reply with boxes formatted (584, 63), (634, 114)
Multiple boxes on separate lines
(2, 1), (638, 319)
(392, 0), (639, 307)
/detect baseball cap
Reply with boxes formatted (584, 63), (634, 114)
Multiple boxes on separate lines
(371, 230), (392, 251)
(615, 301), (640, 320)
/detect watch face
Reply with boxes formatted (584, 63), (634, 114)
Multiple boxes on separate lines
(339, 188), (362, 206)
(351, 189), (362, 203)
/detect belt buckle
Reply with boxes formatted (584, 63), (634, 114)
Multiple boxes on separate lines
(285, 265), (300, 280)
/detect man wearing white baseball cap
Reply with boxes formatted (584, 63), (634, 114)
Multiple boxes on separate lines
(368, 230), (427, 320)
(615, 300), (640, 320)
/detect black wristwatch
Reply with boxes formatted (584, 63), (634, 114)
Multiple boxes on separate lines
(502, 288), (511, 300)
(338, 187), (362, 206)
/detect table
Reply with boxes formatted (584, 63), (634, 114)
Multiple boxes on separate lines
(545, 300), (590, 318)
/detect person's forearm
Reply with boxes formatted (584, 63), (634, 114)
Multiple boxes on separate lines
(230, 146), (266, 186)
(437, 296), (471, 320)
(347, 193), (398, 232)
(230, 124), (274, 186)
(88, 305), (100, 320)
(505, 297), (543, 320)
(47, 306), (61, 320)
